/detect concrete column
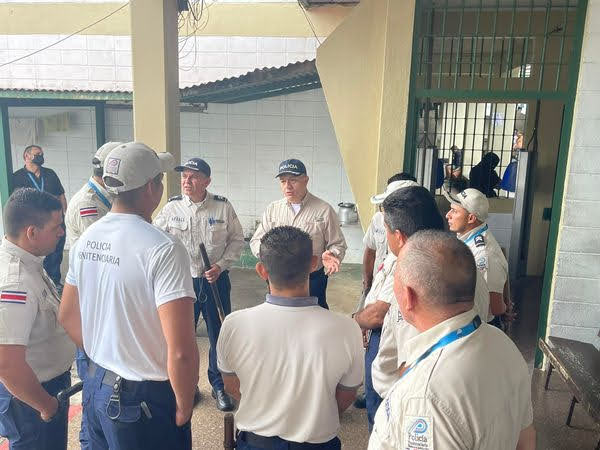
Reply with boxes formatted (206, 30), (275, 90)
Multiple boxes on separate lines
(316, 0), (416, 228)
(130, 0), (180, 203)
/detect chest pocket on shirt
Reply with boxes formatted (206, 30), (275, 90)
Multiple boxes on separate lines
(167, 217), (192, 247)
(208, 223), (227, 245)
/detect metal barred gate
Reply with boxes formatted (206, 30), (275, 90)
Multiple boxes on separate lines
(403, 0), (589, 367)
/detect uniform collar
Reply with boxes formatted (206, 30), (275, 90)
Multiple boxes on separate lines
(1, 237), (44, 267)
(382, 252), (397, 273)
(286, 191), (313, 207)
(88, 177), (113, 201)
(458, 222), (488, 242)
(402, 309), (478, 367)
(265, 294), (318, 307)
(184, 191), (211, 208)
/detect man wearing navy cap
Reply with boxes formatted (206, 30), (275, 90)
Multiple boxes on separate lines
(250, 159), (347, 309)
(154, 157), (244, 412)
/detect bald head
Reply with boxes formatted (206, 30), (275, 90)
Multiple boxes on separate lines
(396, 230), (476, 310)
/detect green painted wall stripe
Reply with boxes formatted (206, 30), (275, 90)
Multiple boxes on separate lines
(95, 103), (106, 148)
(0, 90), (132, 102)
(534, 0), (589, 368)
(0, 104), (13, 208)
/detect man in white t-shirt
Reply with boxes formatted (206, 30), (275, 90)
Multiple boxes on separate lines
(369, 231), (534, 450)
(217, 226), (363, 449)
(58, 142), (199, 450)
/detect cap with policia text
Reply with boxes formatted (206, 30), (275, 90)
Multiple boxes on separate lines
(174, 157), (211, 177)
(103, 142), (175, 194)
(443, 188), (489, 222)
(370, 180), (420, 205)
(276, 159), (307, 177)
(92, 141), (123, 170)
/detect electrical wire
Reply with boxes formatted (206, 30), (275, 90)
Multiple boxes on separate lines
(0, 3), (129, 68)
(297, 1), (321, 45)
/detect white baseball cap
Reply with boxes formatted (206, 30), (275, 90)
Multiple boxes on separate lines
(102, 142), (175, 194)
(370, 180), (420, 205)
(92, 141), (123, 169)
(443, 188), (489, 222)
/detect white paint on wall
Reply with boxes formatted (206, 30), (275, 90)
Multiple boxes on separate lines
(549, 0), (600, 348)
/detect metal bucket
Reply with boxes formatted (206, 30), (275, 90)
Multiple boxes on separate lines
(337, 202), (358, 224)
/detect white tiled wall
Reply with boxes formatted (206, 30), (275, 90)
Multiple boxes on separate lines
(105, 88), (363, 261)
(0, 35), (319, 91)
(486, 213), (512, 252)
(550, 0), (600, 348)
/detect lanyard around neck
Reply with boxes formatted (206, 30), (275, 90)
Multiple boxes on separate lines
(88, 181), (111, 210)
(27, 171), (44, 192)
(463, 225), (488, 245)
(400, 315), (482, 380)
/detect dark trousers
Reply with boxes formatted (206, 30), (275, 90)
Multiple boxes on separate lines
(0, 371), (71, 450)
(309, 268), (329, 309)
(365, 328), (382, 432)
(237, 431), (341, 450)
(83, 362), (191, 450)
(43, 231), (65, 285)
(193, 271), (231, 392)
(76, 348), (90, 450)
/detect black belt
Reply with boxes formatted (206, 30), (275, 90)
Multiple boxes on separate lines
(88, 361), (132, 389)
(238, 431), (340, 450)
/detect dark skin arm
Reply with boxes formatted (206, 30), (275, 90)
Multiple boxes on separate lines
(362, 247), (376, 292)
(223, 374), (241, 402)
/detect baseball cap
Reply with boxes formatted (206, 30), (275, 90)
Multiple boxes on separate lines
(92, 141), (123, 169)
(276, 159), (307, 177)
(370, 180), (420, 204)
(102, 142), (175, 194)
(443, 188), (489, 221)
(174, 158), (211, 177)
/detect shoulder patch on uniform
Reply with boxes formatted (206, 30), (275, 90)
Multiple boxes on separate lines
(405, 416), (433, 449)
(79, 206), (98, 217)
(474, 234), (485, 247)
(476, 255), (488, 271)
(168, 195), (183, 202)
(0, 290), (27, 305)
(213, 194), (227, 202)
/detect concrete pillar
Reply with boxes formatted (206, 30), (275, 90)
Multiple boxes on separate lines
(316, 0), (416, 228)
(130, 0), (180, 203)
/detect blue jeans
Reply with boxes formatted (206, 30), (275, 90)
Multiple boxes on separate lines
(309, 268), (329, 309)
(237, 432), (341, 449)
(0, 371), (71, 450)
(365, 328), (382, 432)
(193, 271), (231, 392)
(76, 348), (90, 449)
(83, 362), (191, 450)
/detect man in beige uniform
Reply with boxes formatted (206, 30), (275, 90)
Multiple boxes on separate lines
(250, 159), (346, 309)
(0, 188), (76, 450)
(369, 230), (535, 450)
(154, 157), (244, 411)
(65, 141), (122, 249)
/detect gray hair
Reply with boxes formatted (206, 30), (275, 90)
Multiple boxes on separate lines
(396, 230), (476, 307)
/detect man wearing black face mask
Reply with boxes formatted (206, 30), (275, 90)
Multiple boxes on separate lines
(13, 145), (67, 287)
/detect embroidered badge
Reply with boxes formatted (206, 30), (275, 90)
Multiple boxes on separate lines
(80, 206), (98, 218)
(0, 290), (27, 305)
(476, 256), (488, 271)
(105, 157), (121, 175)
(404, 416), (433, 449)
(474, 235), (485, 248)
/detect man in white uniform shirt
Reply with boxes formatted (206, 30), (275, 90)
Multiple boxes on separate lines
(154, 157), (244, 412)
(445, 188), (511, 327)
(218, 226), (363, 449)
(0, 189), (75, 450)
(369, 231), (535, 450)
(59, 142), (199, 450)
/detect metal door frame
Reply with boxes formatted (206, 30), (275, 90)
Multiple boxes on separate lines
(403, 0), (589, 368)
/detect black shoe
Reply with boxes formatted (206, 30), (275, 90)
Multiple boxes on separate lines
(193, 387), (202, 407)
(354, 392), (366, 409)
(212, 388), (234, 412)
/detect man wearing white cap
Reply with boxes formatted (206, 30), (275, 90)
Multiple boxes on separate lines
(65, 141), (122, 249)
(445, 188), (509, 326)
(361, 173), (418, 295)
(63, 140), (121, 449)
(59, 142), (199, 449)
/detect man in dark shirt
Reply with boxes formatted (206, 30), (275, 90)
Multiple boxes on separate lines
(12, 145), (67, 286)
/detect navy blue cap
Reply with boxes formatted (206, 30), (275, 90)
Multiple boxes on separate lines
(276, 159), (307, 177)
(175, 158), (211, 177)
